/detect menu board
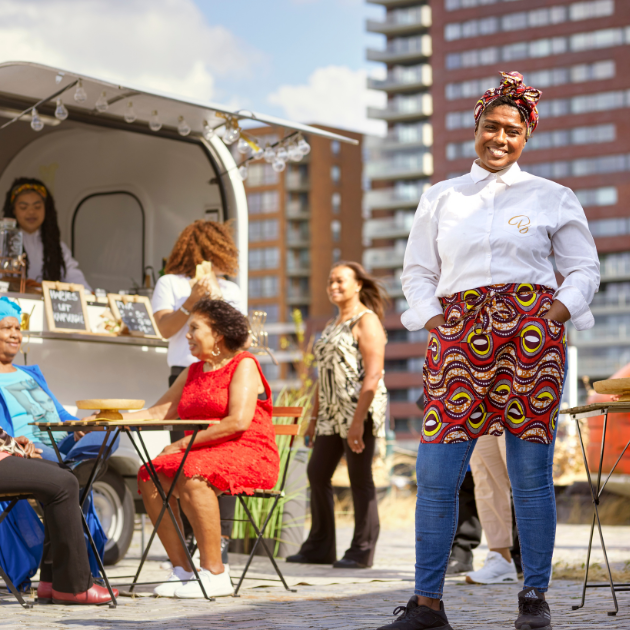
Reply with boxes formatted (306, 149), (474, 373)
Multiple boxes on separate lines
(42, 281), (91, 333)
(108, 294), (161, 339)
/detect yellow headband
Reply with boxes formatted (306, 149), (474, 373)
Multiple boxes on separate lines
(10, 183), (48, 204)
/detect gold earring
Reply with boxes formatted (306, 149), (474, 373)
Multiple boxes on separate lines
(210, 347), (221, 357)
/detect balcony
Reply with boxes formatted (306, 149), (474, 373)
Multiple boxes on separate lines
(366, 5), (431, 36)
(285, 199), (310, 220)
(363, 185), (428, 211)
(366, 35), (431, 65)
(363, 246), (405, 270)
(368, 94), (432, 123)
(286, 172), (310, 191)
(286, 291), (312, 305)
(286, 232), (310, 248)
(364, 214), (414, 240)
(365, 152), (433, 181)
(286, 263), (311, 277)
(366, 126), (433, 152)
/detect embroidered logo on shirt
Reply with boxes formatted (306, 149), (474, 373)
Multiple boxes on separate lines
(509, 215), (531, 234)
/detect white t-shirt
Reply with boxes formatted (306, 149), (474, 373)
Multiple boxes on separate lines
(22, 229), (92, 291)
(151, 273), (246, 367)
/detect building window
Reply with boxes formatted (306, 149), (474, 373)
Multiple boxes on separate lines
(250, 304), (279, 323)
(332, 248), (341, 262)
(575, 187), (618, 207)
(248, 275), (278, 298)
(445, 25), (628, 70)
(246, 163), (278, 187)
(249, 219), (279, 242)
(247, 191), (279, 214)
(332, 192), (341, 214)
(331, 165), (341, 183)
(331, 220), (341, 243)
(521, 154), (630, 180)
(331, 140), (340, 155)
(249, 247), (280, 270)
(589, 217), (630, 238)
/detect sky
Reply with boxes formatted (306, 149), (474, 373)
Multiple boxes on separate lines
(0, 0), (387, 135)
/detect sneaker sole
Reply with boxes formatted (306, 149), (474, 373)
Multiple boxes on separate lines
(465, 574), (519, 585)
(176, 588), (233, 599)
(376, 623), (453, 630)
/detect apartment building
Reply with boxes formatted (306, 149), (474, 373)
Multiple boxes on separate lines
(364, 0), (433, 439)
(433, 0), (630, 398)
(242, 124), (363, 388)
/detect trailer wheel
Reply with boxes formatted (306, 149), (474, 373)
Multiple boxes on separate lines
(93, 470), (134, 566)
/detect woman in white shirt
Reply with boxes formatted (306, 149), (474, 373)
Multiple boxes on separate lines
(378, 73), (599, 630)
(2, 178), (91, 291)
(151, 219), (245, 574)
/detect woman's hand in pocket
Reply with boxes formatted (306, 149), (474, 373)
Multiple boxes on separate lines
(541, 299), (571, 324)
(424, 314), (446, 332)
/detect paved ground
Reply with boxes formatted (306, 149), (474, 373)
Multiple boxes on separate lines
(2, 524), (630, 629)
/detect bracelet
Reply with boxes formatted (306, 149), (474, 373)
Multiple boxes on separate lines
(180, 305), (191, 316)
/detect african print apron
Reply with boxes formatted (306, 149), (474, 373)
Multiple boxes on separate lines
(422, 284), (566, 445)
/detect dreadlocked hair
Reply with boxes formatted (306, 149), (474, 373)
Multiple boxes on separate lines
(164, 220), (239, 278)
(3, 177), (66, 281)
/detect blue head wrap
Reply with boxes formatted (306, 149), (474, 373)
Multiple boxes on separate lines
(0, 297), (21, 323)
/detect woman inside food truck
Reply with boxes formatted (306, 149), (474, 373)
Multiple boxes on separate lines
(2, 177), (92, 291)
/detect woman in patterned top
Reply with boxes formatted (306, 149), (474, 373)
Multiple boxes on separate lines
(287, 261), (388, 569)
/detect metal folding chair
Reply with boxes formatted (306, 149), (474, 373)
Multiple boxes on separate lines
(229, 406), (302, 596)
(0, 494), (35, 609)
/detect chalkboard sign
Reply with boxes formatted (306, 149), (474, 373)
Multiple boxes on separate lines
(42, 281), (91, 333)
(108, 294), (161, 339)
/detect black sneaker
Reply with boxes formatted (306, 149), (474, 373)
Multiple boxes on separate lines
(377, 597), (453, 630)
(445, 558), (473, 575)
(515, 587), (551, 630)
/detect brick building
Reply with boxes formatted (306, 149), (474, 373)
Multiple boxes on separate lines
(242, 124), (363, 388)
(432, 0), (630, 398)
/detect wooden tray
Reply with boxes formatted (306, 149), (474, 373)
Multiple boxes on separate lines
(76, 399), (146, 420)
(593, 378), (630, 401)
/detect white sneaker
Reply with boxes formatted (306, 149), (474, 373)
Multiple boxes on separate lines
(175, 567), (234, 598)
(465, 551), (519, 585)
(153, 566), (195, 597)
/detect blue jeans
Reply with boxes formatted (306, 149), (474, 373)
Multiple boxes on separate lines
(34, 431), (119, 464)
(415, 430), (556, 598)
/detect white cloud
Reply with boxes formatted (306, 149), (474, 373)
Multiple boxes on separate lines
(267, 66), (387, 136)
(0, 0), (263, 103)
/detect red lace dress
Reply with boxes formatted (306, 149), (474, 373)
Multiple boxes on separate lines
(137, 352), (279, 495)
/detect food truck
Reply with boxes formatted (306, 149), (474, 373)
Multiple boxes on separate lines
(0, 61), (357, 563)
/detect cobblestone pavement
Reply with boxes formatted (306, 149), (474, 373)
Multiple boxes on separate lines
(1, 524), (630, 629)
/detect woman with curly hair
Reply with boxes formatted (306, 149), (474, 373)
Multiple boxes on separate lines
(2, 178), (91, 290)
(151, 220), (245, 574)
(119, 299), (279, 598)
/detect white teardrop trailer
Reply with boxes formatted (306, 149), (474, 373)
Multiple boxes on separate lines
(0, 61), (356, 563)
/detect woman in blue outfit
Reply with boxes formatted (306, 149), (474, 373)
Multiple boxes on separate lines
(0, 297), (114, 596)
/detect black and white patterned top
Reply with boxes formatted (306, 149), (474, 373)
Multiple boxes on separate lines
(314, 310), (387, 438)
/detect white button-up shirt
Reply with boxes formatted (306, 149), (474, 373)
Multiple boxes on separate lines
(401, 161), (600, 332)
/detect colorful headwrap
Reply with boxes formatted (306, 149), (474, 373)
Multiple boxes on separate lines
(474, 71), (542, 138)
(10, 183), (48, 204)
(0, 297), (22, 323)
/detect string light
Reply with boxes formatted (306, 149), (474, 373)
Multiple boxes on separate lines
(177, 116), (191, 136)
(238, 164), (249, 180)
(297, 137), (311, 155)
(237, 137), (250, 155)
(202, 120), (215, 140)
(263, 145), (276, 163)
(149, 110), (162, 131)
(223, 122), (240, 145)
(272, 158), (286, 173)
(124, 101), (137, 123)
(95, 91), (109, 113)
(30, 108), (44, 132)
(276, 146), (288, 162)
(74, 79), (87, 103)
(54, 99), (68, 121)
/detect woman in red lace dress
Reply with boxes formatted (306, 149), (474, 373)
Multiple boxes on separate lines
(123, 299), (278, 598)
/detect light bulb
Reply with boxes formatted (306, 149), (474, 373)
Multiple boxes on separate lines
(149, 110), (162, 132)
(74, 79), (87, 103)
(95, 91), (109, 113)
(30, 108), (44, 132)
(276, 146), (288, 162)
(222, 125), (240, 145)
(177, 116), (191, 136)
(237, 137), (250, 155)
(238, 164), (249, 180)
(252, 144), (264, 159)
(272, 158), (286, 173)
(214, 124), (226, 138)
(202, 121), (214, 140)
(263, 146), (275, 163)
(124, 101), (137, 123)
(54, 99), (68, 121)
(288, 145), (303, 162)
(298, 138), (311, 155)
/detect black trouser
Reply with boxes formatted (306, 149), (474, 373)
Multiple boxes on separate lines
(298, 417), (380, 567)
(169, 366), (235, 538)
(450, 471), (482, 565)
(0, 457), (93, 594)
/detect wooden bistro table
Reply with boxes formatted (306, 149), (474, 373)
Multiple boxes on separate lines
(560, 400), (630, 616)
(32, 399), (219, 603)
